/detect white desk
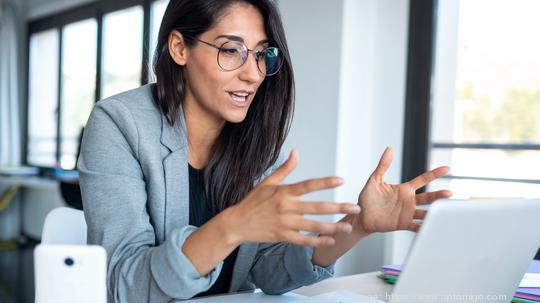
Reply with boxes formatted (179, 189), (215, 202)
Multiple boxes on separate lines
(0, 175), (58, 189)
(186, 272), (393, 302)
(294, 271), (393, 299)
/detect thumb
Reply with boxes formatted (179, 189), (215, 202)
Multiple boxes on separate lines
(261, 149), (298, 185)
(371, 146), (393, 181)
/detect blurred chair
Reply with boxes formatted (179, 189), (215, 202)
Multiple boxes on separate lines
(59, 181), (83, 210)
(41, 207), (86, 245)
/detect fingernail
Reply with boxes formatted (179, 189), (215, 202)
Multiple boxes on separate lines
(326, 238), (335, 245)
(342, 224), (353, 233)
(349, 205), (361, 213)
(333, 177), (344, 185)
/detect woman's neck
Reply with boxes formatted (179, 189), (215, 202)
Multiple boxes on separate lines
(183, 96), (225, 169)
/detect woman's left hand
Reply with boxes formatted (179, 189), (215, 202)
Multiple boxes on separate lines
(356, 147), (452, 234)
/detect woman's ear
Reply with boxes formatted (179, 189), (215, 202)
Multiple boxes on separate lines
(168, 30), (188, 66)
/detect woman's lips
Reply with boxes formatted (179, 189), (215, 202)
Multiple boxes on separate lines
(227, 91), (251, 107)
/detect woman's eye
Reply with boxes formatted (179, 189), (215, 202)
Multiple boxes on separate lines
(222, 48), (240, 55)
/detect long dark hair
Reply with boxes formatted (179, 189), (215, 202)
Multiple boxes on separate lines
(152, 0), (294, 213)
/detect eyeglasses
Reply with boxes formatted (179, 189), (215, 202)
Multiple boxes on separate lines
(194, 38), (283, 76)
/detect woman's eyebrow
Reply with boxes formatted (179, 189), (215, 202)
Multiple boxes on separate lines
(214, 34), (269, 46)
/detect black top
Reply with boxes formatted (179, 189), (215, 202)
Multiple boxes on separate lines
(188, 164), (239, 298)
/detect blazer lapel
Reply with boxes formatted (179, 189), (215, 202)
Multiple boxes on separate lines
(160, 110), (189, 237)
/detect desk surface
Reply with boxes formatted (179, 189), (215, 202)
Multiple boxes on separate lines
(294, 271), (393, 300)
(187, 272), (393, 302)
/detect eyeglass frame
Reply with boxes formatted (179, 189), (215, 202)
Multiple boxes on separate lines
(191, 38), (282, 76)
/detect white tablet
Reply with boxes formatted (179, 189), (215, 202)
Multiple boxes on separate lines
(34, 244), (107, 303)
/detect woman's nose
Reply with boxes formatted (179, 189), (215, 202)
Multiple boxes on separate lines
(238, 52), (263, 83)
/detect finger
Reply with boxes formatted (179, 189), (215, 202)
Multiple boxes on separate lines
(406, 222), (421, 233)
(371, 147), (393, 180)
(261, 149), (298, 185)
(296, 201), (360, 215)
(407, 166), (450, 190)
(293, 220), (353, 235)
(415, 190), (453, 206)
(286, 177), (344, 196)
(413, 209), (427, 220)
(283, 231), (336, 247)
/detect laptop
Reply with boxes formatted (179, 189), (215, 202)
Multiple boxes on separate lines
(355, 198), (540, 303)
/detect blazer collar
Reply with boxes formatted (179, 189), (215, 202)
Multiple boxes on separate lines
(160, 104), (188, 152)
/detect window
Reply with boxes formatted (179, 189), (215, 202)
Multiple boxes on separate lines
(60, 19), (97, 169)
(101, 6), (143, 99)
(403, 0), (540, 261)
(27, 29), (59, 167)
(428, 0), (540, 198)
(149, 0), (168, 82)
(26, 0), (168, 170)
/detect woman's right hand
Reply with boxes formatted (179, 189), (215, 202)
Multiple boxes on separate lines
(224, 150), (361, 247)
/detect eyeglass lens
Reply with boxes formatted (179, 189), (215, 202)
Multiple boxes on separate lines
(217, 41), (283, 76)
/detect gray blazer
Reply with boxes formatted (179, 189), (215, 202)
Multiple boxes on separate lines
(78, 84), (334, 302)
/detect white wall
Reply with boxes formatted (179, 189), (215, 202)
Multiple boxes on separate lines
(279, 0), (342, 205)
(335, 0), (383, 276)
(279, 0), (411, 275)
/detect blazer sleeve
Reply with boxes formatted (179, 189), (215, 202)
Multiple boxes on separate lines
(249, 243), (335, 295)
(248, 159), (336, 295)
(78, 100), (223, 302)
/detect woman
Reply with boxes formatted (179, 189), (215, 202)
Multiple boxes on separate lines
(78, 0), (451, 301)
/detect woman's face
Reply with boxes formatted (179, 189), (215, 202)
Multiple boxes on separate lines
(181, 3), (268, 124)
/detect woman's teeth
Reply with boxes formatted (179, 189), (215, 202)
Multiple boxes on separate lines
(230, 92), (248, 102)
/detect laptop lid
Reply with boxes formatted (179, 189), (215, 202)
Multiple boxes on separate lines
(389, 199), (540, 303)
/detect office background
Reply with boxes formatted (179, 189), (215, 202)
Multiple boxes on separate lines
(0, 0), (539, 302)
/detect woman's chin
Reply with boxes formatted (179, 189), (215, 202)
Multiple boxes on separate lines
(223, 109), (249, 124)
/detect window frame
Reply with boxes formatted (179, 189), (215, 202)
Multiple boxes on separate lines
(402, 0), (540, 259)
(401, 0), (540, 186)
(24, 0), (156, 169)
(401, 0), (437, 186)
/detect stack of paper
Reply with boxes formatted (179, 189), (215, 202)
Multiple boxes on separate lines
(377, 264), (401, 285)
(377, 261), (540, 302)
(515, 261), (540, 303)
